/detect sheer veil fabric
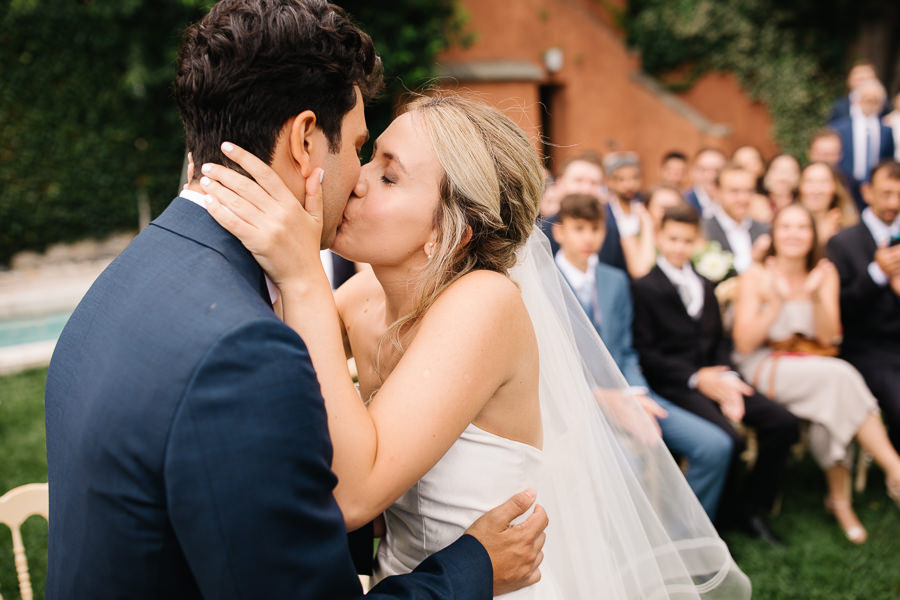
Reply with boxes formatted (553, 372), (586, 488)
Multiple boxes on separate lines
(509, 227), (751, 598)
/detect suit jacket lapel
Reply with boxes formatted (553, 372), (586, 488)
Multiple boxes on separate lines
(649, 266), (696, 322)
(151, 197), (270, 304)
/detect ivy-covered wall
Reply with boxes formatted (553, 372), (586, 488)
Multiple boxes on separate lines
(624, 0), (863, 157)
(0, 0), (463, 265)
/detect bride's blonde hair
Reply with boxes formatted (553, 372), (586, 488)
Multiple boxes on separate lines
(377, 93), (543, 376)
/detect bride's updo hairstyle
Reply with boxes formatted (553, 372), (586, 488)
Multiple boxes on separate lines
(382, 94), (543, 362)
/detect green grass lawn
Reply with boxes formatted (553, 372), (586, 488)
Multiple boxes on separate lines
(1, 367), (899, 598)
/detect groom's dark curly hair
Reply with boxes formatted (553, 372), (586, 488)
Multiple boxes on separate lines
(175, 0), (383, 179)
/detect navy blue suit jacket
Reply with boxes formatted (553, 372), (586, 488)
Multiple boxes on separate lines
(45, 197), (491, 599)
(832, 116), (896, 210)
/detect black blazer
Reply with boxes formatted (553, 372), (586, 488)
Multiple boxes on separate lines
(45, 197), (492, 600)
(631, 265), (732, 397)
(826, 222), (900, 366)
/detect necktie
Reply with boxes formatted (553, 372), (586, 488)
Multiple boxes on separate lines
(677, 280), (694, 317)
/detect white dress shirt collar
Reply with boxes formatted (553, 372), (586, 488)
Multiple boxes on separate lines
(657, 255), (704, 318)
(861, 207), (900, 246)
(713, 205), (753, 273)
(555, 251), (601, 324)
(179, 189), (280, 305)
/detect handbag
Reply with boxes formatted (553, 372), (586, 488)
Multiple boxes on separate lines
(754, 334), (839, 398)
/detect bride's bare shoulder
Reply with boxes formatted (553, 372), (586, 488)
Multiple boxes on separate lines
(429, 270), (528, 325)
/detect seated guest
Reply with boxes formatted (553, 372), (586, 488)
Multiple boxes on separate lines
(603, 151), (656, 277)
(702, 164), (772, 282)
(826, 160), (900, 453)
(552, 193), (733, 518)
(761, 153), (800, 218)
(797, 162), (858, 246)
(731, 145), (772, 223)
(685, 148), (726, 218)
(808, 128), (844, 167)
(632, 205), (799, 544)
(833, 78), (896, 211)
(646, 185), (687, 237)
(732, 203), (900, 544)
(659, 150), (688, 189)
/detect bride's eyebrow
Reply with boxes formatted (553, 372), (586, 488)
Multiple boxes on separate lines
(372, 141), (408, 175)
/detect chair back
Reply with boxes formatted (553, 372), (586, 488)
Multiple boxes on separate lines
(0, 483), (49, 600)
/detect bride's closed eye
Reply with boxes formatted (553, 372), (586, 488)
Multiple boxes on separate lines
(380, 174), (397, 186)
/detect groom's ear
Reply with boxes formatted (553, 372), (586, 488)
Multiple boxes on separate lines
(286, 110), (319, 179)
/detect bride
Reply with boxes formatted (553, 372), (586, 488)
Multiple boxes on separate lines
(198, 93), (750, 598)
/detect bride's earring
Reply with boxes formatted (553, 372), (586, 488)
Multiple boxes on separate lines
(425, 242), (434, 261)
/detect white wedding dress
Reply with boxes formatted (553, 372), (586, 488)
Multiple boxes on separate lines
(373, 229), (751, 599)
(374, 424), (560, 598)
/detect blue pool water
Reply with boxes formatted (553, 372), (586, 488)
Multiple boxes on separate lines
(0, 311), (72, 348)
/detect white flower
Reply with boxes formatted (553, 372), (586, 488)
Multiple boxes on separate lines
(693, 242), (734, 281)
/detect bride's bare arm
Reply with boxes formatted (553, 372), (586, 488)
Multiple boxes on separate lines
(200, 144), (525, 529)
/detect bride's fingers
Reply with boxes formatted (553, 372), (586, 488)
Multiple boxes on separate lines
(220, 141), (300, 206)
(205, 194), (261, 248)
(200, 162), (272, 214)
(200, 175), (265, 226)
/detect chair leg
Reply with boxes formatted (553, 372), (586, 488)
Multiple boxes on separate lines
(12, 527), (34, 600)
(855, 450), (872, 494)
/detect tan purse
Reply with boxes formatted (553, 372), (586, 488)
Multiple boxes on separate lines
(753, 334), (838, 398)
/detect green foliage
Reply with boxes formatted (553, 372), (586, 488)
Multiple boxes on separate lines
(0, 0), (464, 265)
(624, 0), (865, 156)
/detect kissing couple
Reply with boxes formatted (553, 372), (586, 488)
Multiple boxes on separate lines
(45, 0), (750, 598)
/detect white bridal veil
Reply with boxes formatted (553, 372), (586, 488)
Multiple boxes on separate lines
(508, 227), (751, 599)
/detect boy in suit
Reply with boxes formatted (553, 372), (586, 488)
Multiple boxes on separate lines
(552, 193), (733, 519)
(632, 205), (799, 544)
(44, 1), (545, 598)
(826, 160), (900, 452)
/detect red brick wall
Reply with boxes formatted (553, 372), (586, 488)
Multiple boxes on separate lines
(437, 0), (777, 184)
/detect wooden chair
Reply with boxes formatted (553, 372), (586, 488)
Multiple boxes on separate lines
(0, 483), (49, 600)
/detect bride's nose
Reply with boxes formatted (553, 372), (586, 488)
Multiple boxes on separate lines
(353, 168), (369, 198)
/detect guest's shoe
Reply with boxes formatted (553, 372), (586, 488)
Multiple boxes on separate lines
(740, 514), (785, 546)
(824, 497), (867, 544)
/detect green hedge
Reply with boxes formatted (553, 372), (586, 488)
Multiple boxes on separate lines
(0, 0), (464, 266)
(624, 0), (863, 157)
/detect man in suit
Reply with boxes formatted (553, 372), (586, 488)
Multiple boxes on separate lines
(833, 78), (896, 211)
(826, 160), (900, 452)
(684, 148), (725, 219)
(44, 2), (546, 598)
(828, 63), (891, 124)
(632, 205), (799, 544)
(551, 193), (733, 519)
(702, 164), (771, 282)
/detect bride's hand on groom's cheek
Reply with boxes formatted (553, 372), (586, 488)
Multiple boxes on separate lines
(465, 489), (547, 595)
(200, 142), (326, 289)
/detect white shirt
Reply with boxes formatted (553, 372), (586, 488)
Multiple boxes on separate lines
(555, 251), (601, 327)
(180, 188), (280, 304)
(656, 255), (704, 319)
(850, 104), (881, 181)
(713, 205), (753, 274)
(861, 207), (900, 286)
(608, 197), (643, 238)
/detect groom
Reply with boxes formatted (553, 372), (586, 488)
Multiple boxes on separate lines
(44, 1), (546, 598)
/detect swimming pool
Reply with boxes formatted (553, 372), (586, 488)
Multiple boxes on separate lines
(0, 311), (72, 348)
